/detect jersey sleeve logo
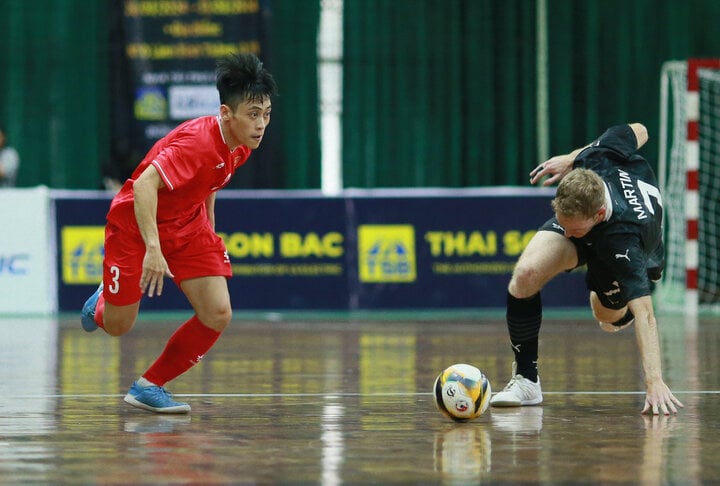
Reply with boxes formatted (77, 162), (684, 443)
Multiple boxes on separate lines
(614, 249), (631, 261)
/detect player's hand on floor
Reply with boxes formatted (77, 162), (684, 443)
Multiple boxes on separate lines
(642, 381), (684, 415)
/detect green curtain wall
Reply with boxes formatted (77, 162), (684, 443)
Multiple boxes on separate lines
(343, 0), (720, 187)
(0, 0), (320, 190)
(0, 0), (109, 188)
(2, 1), (720, 189)
(268, 0), (321, 189)
(228, 0), (321, 188)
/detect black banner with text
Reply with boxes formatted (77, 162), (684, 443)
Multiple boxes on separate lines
(55, 188), (590, 312)
(108, 0), (276, 187)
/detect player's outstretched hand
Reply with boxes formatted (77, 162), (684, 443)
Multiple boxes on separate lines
(642, 381), (684, 415)
(529, 153), (575, 186)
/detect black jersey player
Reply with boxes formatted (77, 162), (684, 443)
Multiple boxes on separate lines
(490, 123), (683, 415)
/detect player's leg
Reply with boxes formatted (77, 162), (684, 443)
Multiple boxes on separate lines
(82, 286), (140, 336)
(179, 275), (233, 332)
(102, 302), (141, 336)
(80, 283), (105, 332)
(140, 276), (230, 387)
(148, 276), (231, 379)
(123, 229), (231, 414)
(81, 223), (143, 336)
(590, 292), (634, 332)
(507, 229), (578, 375)
(123, 276), (229, 414)
(585, 259), (635, 332)
(491, 228), (579, 407)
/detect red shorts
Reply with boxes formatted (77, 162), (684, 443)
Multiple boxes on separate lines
(102, 221), (231, 306)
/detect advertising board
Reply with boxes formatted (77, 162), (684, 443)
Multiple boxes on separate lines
(0, 187), (56, 314)
(55, 188), (589, 312)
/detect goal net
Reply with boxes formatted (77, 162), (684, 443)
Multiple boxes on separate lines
(657, 59), (720, 314)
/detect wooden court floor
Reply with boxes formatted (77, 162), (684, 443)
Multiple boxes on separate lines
(0, 313), (718, 485)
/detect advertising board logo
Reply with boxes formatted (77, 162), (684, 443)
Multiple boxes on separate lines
(0, 254), (29, 275)
(358, 225), (416, 283)
(169, 85), (220, 120)
(134, 86), (167, 121)
(61, 226), (105, 284)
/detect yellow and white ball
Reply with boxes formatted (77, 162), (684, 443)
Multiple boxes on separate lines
(433, 364), (491, 421)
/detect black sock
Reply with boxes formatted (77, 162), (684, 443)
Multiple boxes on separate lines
(507, 291), (541, 382)
(612, 309), (634, 327)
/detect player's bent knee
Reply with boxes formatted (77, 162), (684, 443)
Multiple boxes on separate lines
(509, 265), (543, 298)
(594, 311), (626, 325)
(103, 318), (136, 337)
(102, 304), (138, 336)
(198, 305), (232, 332)
(589, 292), (625, 323)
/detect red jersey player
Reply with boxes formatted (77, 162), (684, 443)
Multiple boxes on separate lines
(81, 53), (277, 413)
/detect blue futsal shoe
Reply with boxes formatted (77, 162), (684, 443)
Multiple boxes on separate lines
(124, 382), (191, 414)
(80, 284), (103, 332)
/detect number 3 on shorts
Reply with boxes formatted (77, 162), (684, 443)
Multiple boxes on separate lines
(108, 265), (120, 294)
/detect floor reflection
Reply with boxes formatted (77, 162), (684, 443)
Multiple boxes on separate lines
(0, 314), (717, 483)
(433, 425), (492, 484)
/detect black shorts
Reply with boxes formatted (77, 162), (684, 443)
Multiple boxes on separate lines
(538, 217), (587, 268)
(538, 217), (663, 309)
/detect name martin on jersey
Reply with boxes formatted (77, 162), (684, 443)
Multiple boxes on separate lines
(617, 169), (647, 220)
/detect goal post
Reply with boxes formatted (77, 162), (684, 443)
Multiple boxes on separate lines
(657, 58), (720, 314)
(697, 68), (720, 310)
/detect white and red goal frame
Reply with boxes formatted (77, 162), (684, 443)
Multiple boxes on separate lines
(659, 58), (720, 314)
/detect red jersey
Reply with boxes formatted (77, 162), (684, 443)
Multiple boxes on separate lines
(107, 116), (251, 238)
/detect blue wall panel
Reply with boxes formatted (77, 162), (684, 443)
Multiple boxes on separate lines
(55, 189), (589, 312)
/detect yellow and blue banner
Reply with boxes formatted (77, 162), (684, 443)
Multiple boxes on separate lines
(54, 188), (589, 311)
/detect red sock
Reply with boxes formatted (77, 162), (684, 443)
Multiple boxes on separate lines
(94, 292), (106, 329)
(142, 315), (221, 386)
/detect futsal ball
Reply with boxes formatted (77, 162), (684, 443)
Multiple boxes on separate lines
(433, 364), (491, 421)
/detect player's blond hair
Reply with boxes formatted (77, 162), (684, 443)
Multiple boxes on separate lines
(551, 168), (605, 218)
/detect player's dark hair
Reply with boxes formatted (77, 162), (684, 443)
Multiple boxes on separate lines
(216, 53), (277, 108)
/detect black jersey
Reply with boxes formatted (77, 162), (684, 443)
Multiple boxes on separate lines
(569, 125), (664, 308)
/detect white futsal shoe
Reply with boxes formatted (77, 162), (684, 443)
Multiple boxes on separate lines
(490, 362), (543, 407)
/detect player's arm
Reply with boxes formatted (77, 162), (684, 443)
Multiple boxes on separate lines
(205, 192), (217, 231)
(627, 295), (684, 415)
(530, 122), (648, 186)
(628, 123), (648, 150)
(133, 164), (175, 297)
(530, 144), (589, 186)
